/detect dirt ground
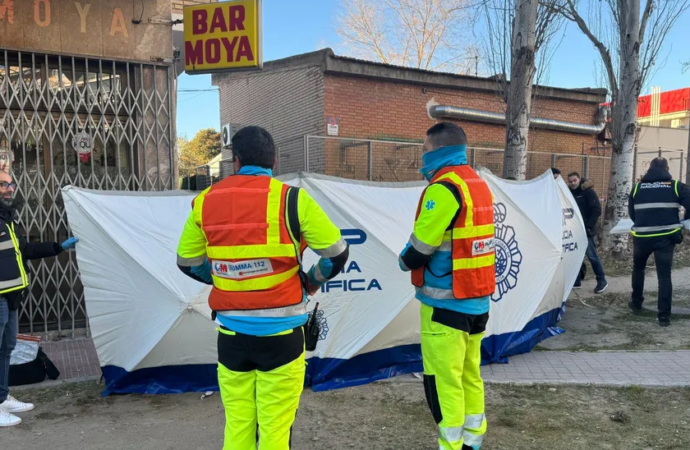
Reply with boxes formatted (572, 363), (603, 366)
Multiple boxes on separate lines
(537, 289), (690, 351)
(601, 238), (690, 277)
(3, 380), (690, 450)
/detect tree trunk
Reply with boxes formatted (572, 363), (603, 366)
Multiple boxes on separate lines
(602, 1), (641, 255)
(503, 0), (538, 181)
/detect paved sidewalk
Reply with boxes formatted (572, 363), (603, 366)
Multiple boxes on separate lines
(481, 350), (690, 387)
(38, 338), (690, 388)
(42, 338), (101, 380)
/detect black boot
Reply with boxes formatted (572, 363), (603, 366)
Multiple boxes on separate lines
(628, 300), (642, 315)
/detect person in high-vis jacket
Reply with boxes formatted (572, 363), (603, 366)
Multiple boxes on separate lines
(176, 126), (348, 450)
(0, 169), (79, 427)
(629, 157), (690, 327)
(399, 122), (493, 450)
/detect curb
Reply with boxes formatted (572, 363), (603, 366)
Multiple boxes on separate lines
(10, 376), (100, 392)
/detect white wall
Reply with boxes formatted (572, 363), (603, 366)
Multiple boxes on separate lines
(636, 126), (689, 182)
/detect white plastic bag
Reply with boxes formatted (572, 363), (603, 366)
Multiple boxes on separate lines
(10, 335), (40, 365)
(610, 218), (634, 235)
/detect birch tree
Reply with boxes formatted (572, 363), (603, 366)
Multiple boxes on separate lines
(336, 0), (476, 73)
(482, 0), (565, 180)
(558, 0), (690, 254)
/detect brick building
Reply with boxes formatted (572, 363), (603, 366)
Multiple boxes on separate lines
(213, 49), (609, 189)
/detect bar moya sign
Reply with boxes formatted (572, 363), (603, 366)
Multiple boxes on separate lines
(183, 0), (262, 74)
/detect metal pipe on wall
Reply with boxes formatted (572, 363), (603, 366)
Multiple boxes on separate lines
(430, 105), (608, 135)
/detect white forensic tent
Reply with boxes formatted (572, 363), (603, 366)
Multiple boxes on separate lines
(62, 170), (586, 394)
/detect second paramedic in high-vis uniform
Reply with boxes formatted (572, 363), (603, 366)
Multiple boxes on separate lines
(399, 122), (494, 450)
(176, 126), (349, 450)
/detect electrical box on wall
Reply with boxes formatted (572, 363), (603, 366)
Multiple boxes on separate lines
(222, 124), (232, 148)
(222, 123), (244, 148)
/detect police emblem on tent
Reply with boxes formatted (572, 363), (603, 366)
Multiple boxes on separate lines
(308, 308), (329, 341)
(492, 203), (522, 302)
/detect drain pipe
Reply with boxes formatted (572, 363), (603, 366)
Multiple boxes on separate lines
(429, 104), (608, 135)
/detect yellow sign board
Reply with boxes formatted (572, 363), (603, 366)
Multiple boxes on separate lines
(183, 0), (262, 74)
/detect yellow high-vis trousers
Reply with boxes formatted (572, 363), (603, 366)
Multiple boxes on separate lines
(420, 304), (488, 450)
(217, 326), (306, 450)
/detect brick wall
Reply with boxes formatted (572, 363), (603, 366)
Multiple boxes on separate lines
(215, 66), (325, 174)
(323, 73), (607, 184)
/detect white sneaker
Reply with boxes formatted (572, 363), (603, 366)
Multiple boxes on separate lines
(0, 407), (21, 427)
(0, 395), (35, 413)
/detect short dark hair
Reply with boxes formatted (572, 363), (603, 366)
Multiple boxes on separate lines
(231, 126), (275, 169)
(649, 157), (669, 170)
(551, 168), (561, 175)
(568, 172), (580, 179)
(426, 122), (467, 150)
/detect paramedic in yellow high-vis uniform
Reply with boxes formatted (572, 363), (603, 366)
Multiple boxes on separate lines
(176, 126), (349, 450)
(399, 123), (495, 450)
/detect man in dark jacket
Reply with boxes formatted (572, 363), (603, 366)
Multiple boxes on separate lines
(568, 172), (608, 294)
(628, 157), (690, 327)
(0, 170), (78, 427)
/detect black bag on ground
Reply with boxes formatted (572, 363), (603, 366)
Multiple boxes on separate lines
(8, 347), (60, 387)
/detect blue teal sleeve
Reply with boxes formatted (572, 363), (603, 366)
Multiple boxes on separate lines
(399, 244), (412, 272)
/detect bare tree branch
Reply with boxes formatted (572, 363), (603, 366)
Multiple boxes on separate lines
(336, 0), (478, 73)
(559, 0), (619, 100)
(480, 0), (564, 99)
(639, 0), (654, 44)
(638, 0), (690, 88)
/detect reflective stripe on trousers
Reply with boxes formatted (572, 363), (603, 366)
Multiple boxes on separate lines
(462, 429), (485, 448)
(421, 304), (487, 450)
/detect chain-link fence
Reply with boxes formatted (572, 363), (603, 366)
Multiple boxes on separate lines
(186, 136), (613, 203)
(301, 136), (612, 194)
(194, 164), (212, 191)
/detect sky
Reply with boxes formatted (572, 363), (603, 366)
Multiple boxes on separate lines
(176, 0), (690, 139)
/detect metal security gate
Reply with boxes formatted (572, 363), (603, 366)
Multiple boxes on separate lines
(0, 50), (175, 337)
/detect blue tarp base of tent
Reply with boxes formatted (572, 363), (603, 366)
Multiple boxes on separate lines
(100, 307), (563, 395)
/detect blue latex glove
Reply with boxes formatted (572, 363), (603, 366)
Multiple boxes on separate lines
(61, 237), (79, 250)
(191, 259), (213, 284)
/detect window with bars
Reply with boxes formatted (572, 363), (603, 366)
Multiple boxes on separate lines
(0, 50), (175, 336)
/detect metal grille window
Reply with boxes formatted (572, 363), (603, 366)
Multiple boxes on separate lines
(0, 51), (175, 337)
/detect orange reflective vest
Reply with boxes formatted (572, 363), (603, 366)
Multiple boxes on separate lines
(411, 165), (496, 299)
(192, 175), (305, 312)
